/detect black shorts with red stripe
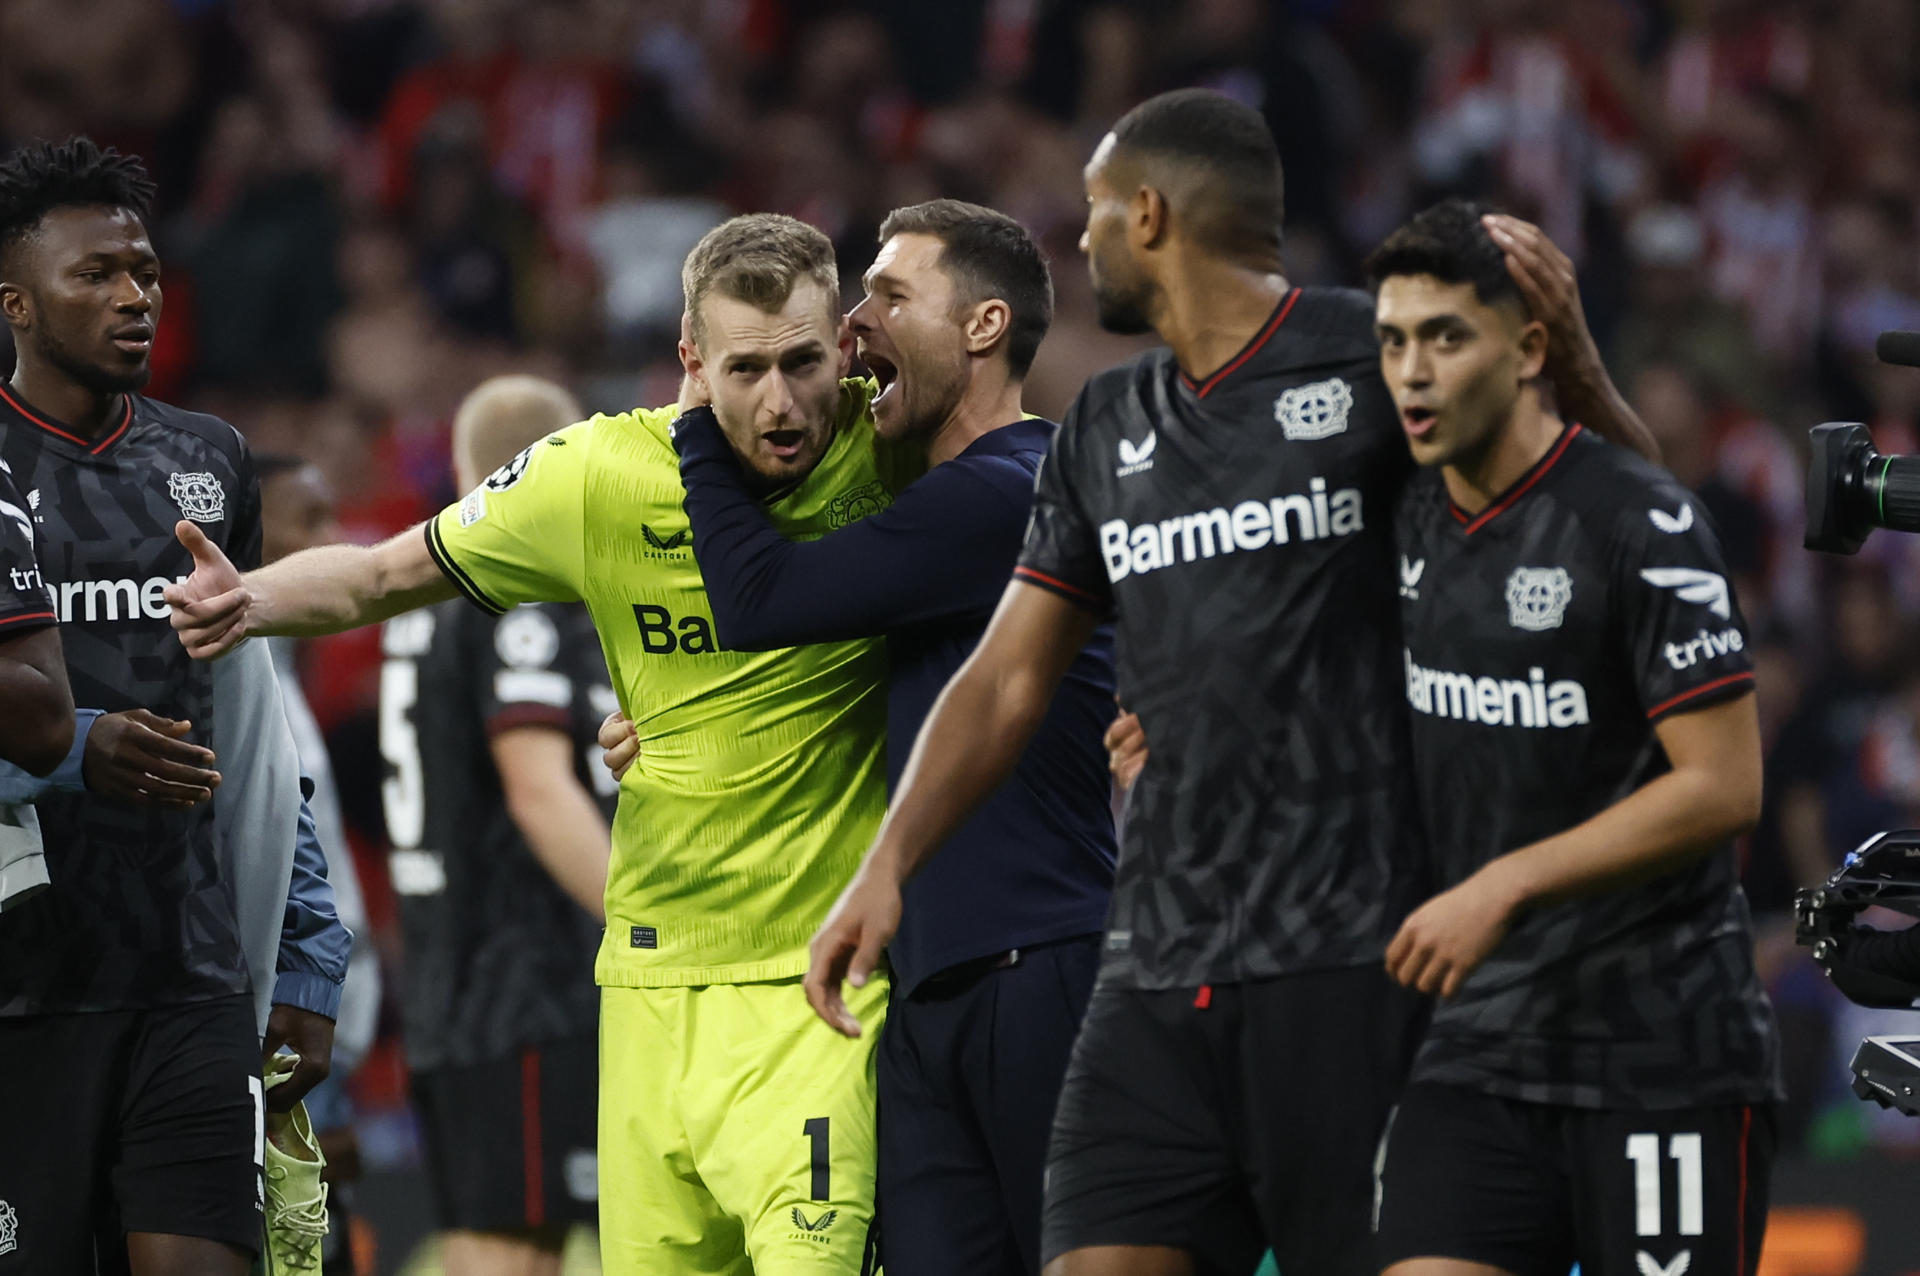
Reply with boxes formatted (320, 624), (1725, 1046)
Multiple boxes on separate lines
(411, 1032), (598, 1232)
(1375, 1082), (1777, 1276)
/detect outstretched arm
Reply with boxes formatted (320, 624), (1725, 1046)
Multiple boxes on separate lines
(1485, 213), (1661, 464)
(165, 521), (456, 659)
(804, 581), (1099, 1035)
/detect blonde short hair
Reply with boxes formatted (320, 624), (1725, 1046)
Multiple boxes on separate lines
(452, 375), (583, 487)
(681, 213), (839, 346)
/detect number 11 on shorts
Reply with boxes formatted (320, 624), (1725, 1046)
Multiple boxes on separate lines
(1625, 1132), (1702, 1237)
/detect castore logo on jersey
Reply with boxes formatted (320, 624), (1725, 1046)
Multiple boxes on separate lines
(1115, 432), (1156, 477)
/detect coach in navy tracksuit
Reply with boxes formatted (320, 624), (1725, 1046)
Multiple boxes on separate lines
(671, 199), (1117, 1276)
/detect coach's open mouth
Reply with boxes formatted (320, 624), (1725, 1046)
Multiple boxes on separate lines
(1402, 406), (1437, 439)
(865, 351), (900, 406)
(764, 428), (805, 459)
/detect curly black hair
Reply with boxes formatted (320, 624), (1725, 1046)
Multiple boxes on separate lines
(0, 137), (156, 269)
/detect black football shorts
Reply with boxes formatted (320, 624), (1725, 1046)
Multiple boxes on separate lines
(0, 994), (264, 1271)
(1376, 1081), (1776, 1276)
(1041, 963), (1425, 1276)
(412, 1032), (599, 1232)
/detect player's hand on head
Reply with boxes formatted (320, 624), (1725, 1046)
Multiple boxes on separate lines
(805, 860), (901, 1038)
(261, 1005), (335, 1111)
(598, 710), (640, 781)
(1104, 708), (1148, 789)
(1481, 213), (1600, 384)
(82, 709), (221, 808)
(163, 521), (252, 659)
(1384, 869), (1519, 1000)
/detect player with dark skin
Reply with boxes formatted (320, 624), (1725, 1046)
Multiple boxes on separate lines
(3, 206), (226, 809)
(1, 195), (329, 1276)
(807, 106), (1659, 1276)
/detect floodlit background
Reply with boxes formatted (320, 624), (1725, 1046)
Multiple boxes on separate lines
(3, 0), (1919, 1271)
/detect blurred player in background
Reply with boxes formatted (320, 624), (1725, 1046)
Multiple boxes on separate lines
(809, 91), (1656, 1276)
(257, 452), (384, 1276)
(0, 136), (348, 1276)
(165, 214), (915, 1275)
(608, 198), (1118, 1276)
(1368, 200), (1781, 1276)
(381, 375), (611, 1276)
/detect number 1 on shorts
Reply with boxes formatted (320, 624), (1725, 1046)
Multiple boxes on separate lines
(804, 1116), (830, 1201)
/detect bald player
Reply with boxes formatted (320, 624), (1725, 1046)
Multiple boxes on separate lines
(381, 375), (614, 1275)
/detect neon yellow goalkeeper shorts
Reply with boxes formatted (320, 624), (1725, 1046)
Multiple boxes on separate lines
(597, 975), (887, 1275)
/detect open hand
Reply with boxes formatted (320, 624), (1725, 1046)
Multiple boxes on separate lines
(597, 711), (640, 781)
(804, 859), (901, 1037)
(83, 709), (220, 807)
(1482, 213), (1602, 386)
(162, 521), (252, 660)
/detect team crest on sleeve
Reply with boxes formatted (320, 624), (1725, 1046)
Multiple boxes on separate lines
(485, 444), (536, 491)
(1274, 377), (1353, 441)
(1505, 566), (1573, 631)
(0, 1199), (17, 1255)
(168, 472), (226, 522)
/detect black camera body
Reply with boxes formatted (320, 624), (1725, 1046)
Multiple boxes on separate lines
(1796, 829), (1920, 1000)
(1795, 831), (1920, 1115)
(1805, 331), (1920, 553)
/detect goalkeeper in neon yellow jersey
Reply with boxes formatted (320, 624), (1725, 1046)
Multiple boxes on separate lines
(162, 214), (913, 1275)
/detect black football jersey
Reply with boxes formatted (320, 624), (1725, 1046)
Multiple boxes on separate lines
(1017, 287), (1425, 989)
(1396, 424), (1783, 1108)
(0, 386), (262, 1013)
(379, 598), (610, 1071)
(0, 459), (53, 633)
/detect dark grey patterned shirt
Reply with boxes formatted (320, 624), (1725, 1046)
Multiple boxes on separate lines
(380, 598), (609, 1070)
(1395, 425), (1782, 1108)
(1017, 287), (1426, 989)
(0, 388), (261, 1013)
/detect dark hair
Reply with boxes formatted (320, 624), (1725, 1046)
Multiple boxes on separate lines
(1363, 199), (1521, 311)
(877, 199), (1054, 378)
(1107, 89), (1284, 263)
(0, 138), (156, 270)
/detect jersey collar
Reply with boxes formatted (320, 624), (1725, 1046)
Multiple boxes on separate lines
(1179, 288), (1302, 401)
(1448, 422), (1583, 535)
(0, 381), (133, 456)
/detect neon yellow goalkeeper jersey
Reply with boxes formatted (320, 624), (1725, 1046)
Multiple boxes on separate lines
(426, 380), (910, 987)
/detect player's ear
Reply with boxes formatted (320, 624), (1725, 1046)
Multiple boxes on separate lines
(1516, 317), (1549, 382)
(964, 299), (1010, 360)
(835, 312), (855, 377)
(677, 314), (709, 392)
(0, 281), (29, 332)
(1134, 185), (1169, 251)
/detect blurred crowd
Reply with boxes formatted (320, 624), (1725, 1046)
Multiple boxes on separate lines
(5, 0), (1920, 1171)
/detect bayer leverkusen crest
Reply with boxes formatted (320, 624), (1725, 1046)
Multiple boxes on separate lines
(168, 472), (226, 523)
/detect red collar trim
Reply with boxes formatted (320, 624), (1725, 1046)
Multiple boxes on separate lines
(0, 382), (131, 454)
(1181, 288), (1302, 400)
(1449, 423), (1583, 535)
